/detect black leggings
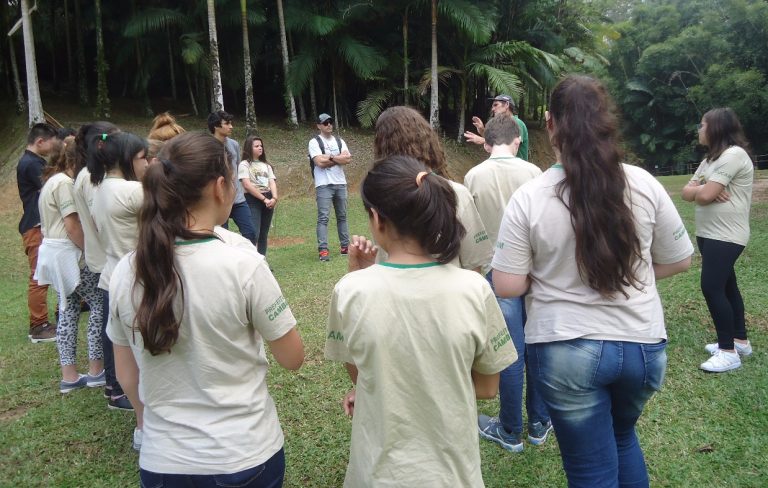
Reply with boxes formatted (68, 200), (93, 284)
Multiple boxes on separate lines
(697, 237), (747, 350)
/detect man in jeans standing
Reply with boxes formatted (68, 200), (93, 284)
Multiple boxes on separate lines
(17, 123), (58, 342)
(308, 113), (351, 262)
(208, 110), (256, 243)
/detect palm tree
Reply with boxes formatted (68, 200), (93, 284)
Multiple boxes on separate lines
(94, 0), (110, 118)
(429, 0), (438, 130)
(207, 0), (224, 111)
(276, 0), (298, 127)
(241, 0), (257, 135)
(20, 0), (44, 125)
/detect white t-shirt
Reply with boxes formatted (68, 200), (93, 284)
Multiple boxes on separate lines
(493, 164), (694, 344)
(73, 168), (107, 272)
(92, 177), (143, 290)
(39, 172), (77, 240)
(375, 179), (492, 272)
(308, 134), (349, 187)
(464, 155), (542, 250)
(107, 228), (297, 475)
(238, 160), (276, 193)
(325, 263), (517, 487)
(691, 146), (753, 246)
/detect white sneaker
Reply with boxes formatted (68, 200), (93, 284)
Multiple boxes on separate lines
(700, 349), (741, 372)
(132, 428), (142, 451)
(704, 340), (752, 356)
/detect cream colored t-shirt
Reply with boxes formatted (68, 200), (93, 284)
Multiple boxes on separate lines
(238, 160), (276, 193)
(493, 164), (694, 344)
(376, 179), (492, 271)
(39, 172), (77, 240)
(73, 168), (107, 272)
(107, 228), (297, 475)
(464, 155), (542, 250)
(325, 263), (516, 488)
(92, 177), (143, 290)
(691, 146), (753, 246)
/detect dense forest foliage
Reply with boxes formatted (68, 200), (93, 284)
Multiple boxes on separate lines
(2, 0), (766, 171)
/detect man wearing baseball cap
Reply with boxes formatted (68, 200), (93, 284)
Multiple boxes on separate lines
(308, 113), (352, 262)
(464, 94), (529, 161)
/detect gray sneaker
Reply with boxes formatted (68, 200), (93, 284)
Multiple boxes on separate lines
(60, 374), (88, 394)
(86, 370), (106, 388)
(478, 415), (523, 452)
(528, 420), (554, 445)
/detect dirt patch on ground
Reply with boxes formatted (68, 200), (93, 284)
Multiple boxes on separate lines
(269, 236), (306, 248)
(752, 174), (768, 203)
(0, 404), (36, 423)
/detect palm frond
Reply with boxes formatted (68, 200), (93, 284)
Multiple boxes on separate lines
(466, 63), (523, 99)
(218, 7), (267, 27)
(356, 89), (395, 128)
(438, 0), (494, 44)
(288, 13), (340, 36)
(417, 66), (462, 95)
(337, 36), (386, 79)
(287, 50), (320, 94)
(180, 33), (207, 65)
(123, 8), (189, 37)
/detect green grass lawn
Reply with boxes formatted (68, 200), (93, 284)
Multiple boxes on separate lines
(1, 114), (766, 487)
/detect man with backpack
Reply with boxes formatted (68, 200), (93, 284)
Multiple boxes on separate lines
(308, 113), (351, 262)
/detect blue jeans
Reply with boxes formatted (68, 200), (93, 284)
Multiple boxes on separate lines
(139, 448), (285, 488)
(223, 200), (256, 243)
(528, 339), (667, 488)
(246, 195), (274, 256)
(316, 184), (349, 251)
(486, 273), (548, 434)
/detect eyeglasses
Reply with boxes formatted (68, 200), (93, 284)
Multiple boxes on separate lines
(321, 121), (333, 126)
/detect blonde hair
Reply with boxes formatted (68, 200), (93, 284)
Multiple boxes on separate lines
(148, 112), (185, 142)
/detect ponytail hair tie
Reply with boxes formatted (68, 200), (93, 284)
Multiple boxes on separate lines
(160, 158), (174, 174)
(101, 133), (108, 141)
(415, 171), (429, 187)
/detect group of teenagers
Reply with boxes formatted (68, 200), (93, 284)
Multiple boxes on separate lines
(15, 74), (754, 487)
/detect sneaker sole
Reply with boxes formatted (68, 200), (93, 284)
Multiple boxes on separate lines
(700, 362), (741, 373)
(87, 380), (107, 388)
(107, 404), (134, 412)
(30, 336), (57, 343)
(478, 429), (524, 452)
(528, 428), (554, 446)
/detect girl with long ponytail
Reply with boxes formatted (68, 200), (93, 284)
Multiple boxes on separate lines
(107, 131), (303, 487)
(325, 155), (517, 486)
(492, 75), (694, 487)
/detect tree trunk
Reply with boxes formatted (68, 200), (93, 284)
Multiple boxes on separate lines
(457, 76), (467, 142)
(403, 7), (409, 105)
(73, 0), (88, 105)
(8, 36), (27, 114)
(287, 30), (305, 122)
(332, 70), (339, 129)
(49, 1), (58, 90)
(94, 0), (110, 118)
(184, 66), (198, 116)
(21, 0), (44, 125)
(276, 0), (297, 127)
(429, 0), (439, 130)
(64, 0), (74, 85)
(241, 0), (257, 135)
(208, 0), (224, 112)
(167, 28), (177, 100)
(309, 81), (317, 121)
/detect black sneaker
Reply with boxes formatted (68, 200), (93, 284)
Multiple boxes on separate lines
(319, 249), (330, 262)
(108, 394), (134, 411)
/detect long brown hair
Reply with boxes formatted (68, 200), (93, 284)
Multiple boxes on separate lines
(241, 135), (271, 166)
(147, 112), (185, 142)
(361, 155), (465, 264)
(134, 132), (231, 355)
(374, 106), (454, 180)
(74, 121), (120, 176)
(548, 75), (642, 298)
(42, 136), (76, 183)
(702, 108), (751, 162)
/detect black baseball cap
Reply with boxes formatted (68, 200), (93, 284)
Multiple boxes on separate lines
(488, 94), (514, 105)
(317, 113), (333, 124)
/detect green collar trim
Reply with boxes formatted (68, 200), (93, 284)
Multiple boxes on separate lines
(551, 163), (563, 169)
(379, 261), (442, 269)
(175, 237), (219, 246)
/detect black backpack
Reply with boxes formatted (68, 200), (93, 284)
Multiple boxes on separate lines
(309, 135), (342, 179)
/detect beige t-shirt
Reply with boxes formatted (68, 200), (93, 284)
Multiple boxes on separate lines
(375, 179), (492, 271)
(73, 168), (107, 272)
(493, 164), (694, 344)
(92, 177), (143, 290)
(464, 155), (542, 251)
(691, 146), (753, 246)
(107, 228), (297, 475)
(238, 160), (276, 193)
(39, 172), (77, 240)
(325, 263), (516, 488)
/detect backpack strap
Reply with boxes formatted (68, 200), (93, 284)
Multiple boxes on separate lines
(309, 135), (325, 178)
